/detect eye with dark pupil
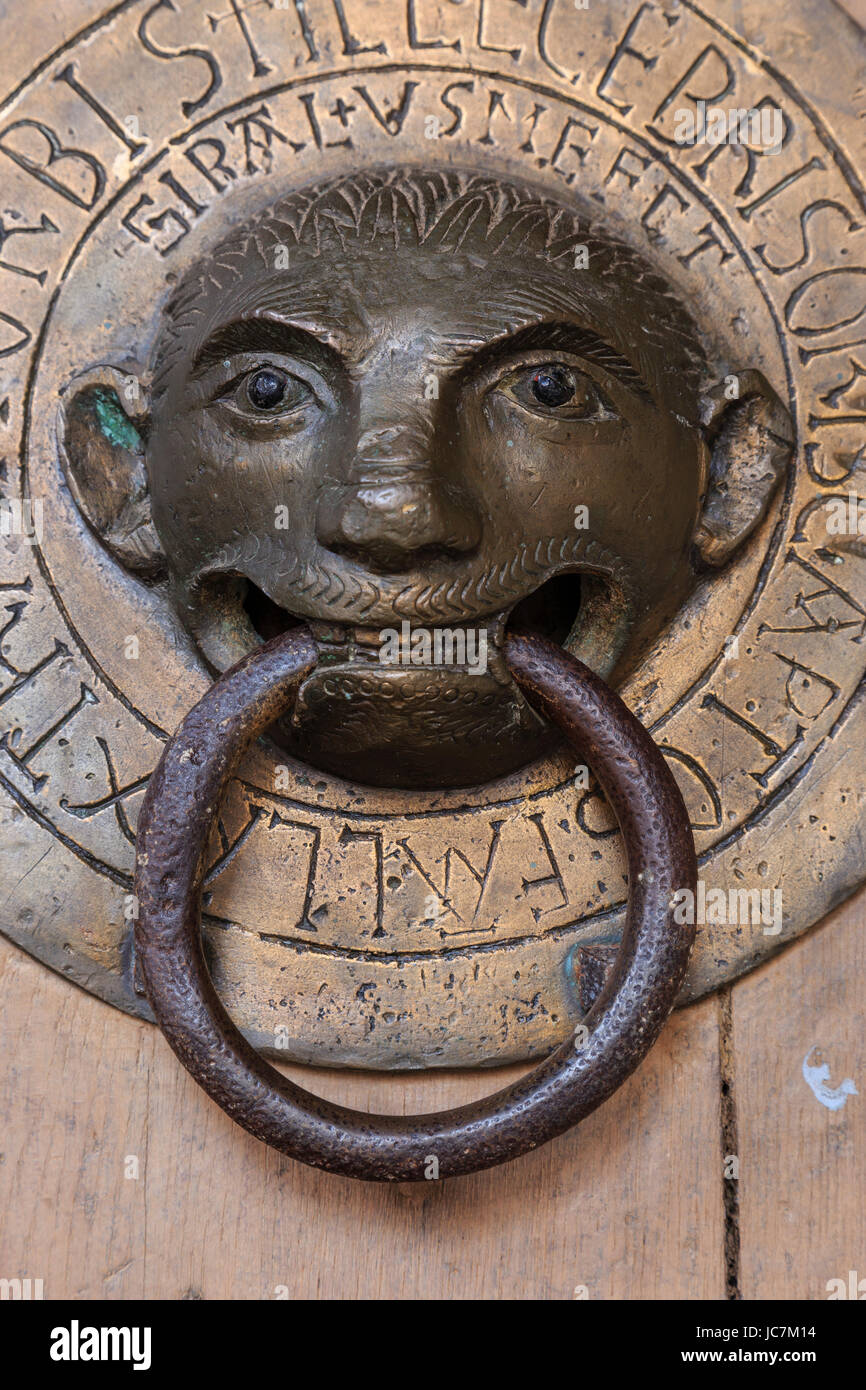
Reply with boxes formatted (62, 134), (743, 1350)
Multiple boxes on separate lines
(530, 365), (574, 407)
(247, 369), (287, 410)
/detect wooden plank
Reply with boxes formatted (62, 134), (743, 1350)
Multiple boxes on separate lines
(0, 0), (862, 1308)
(0, 935), (724, 1300)
(841, 0), (866, 26)
(733, 891), (866, 1300)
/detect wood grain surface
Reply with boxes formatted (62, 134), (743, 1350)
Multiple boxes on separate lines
(1, 0), (864, 1303)
(1, 882), (864, 1299)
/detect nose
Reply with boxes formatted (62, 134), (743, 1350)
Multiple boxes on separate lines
(316, 419), (481, 573)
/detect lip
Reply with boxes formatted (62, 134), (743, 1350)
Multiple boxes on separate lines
(183, 556), (631, 689)
(240, 569), (586, 654)
(179, 561), (632, 787)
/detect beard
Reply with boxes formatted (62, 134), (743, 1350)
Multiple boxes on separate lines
(274, 653), (557, 788)
(189, 526), (620, 628)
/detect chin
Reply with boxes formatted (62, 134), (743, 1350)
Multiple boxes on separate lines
(271, 662), (558, 788)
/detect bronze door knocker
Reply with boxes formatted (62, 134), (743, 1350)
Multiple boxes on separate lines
(134, 627), (696, 1179)
(4, 0), (865, 1188)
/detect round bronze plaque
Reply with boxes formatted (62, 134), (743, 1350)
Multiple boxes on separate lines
(1, 0), (865, 1067)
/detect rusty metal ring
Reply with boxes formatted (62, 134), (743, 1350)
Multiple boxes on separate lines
(134, 626), (697, 1181)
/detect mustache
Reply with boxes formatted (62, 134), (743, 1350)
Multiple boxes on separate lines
(197, 530), (622, 625)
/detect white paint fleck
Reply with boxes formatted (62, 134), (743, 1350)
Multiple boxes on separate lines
(802, 1045), (858, 1111)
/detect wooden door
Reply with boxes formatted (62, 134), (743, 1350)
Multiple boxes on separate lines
(2, 888), (864, 1300)
(2, 0), (865, 1302)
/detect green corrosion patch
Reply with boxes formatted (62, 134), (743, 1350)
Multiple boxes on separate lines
(92, 386), (142, 453)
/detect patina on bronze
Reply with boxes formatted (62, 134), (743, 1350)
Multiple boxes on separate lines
(3, 0), (866, 1072)
(134, 627), (696, 1180)
(62, 167), (791, 789)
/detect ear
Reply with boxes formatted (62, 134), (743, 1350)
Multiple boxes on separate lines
(58, 364), (165, 578)
(694, 369), (794, 568)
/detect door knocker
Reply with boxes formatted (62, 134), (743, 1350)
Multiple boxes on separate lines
(134, 628), (696, 1179)
(3, 0), (865, 1181)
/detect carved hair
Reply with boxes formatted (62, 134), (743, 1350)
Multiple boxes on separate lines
(153, 165), (709, 417)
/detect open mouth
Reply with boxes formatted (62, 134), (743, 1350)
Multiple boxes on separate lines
(188, 567), (626, 787)
(505, 571), (583, 646)
(242, 581), (303, 644)
(239, 570), (587, 649)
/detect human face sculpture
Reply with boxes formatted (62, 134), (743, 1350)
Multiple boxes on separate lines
(63, 170), (792, 787)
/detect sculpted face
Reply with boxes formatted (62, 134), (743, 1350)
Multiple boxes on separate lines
(63, 170), (792, 787)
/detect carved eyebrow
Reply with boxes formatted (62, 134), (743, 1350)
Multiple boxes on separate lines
(190, 318), (344, 378)
(459, 321), (653, 400)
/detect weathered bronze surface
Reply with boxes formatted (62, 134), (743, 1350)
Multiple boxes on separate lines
(2, 0), (866, 1069)
(63, 166), (792, 788)
(135, 628), (696, 1178)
